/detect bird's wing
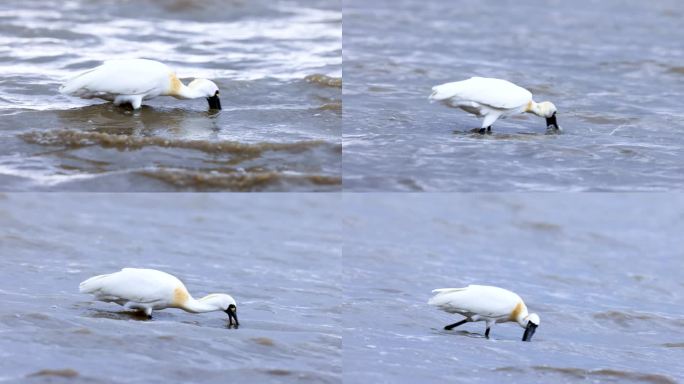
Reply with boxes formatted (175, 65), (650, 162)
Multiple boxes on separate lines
(79, 268), (180, 304)
(431, 287), (468, 294)
(429, 77), (532, 109)
(59, 59), (171, 97)
(429, 285), (519, 317)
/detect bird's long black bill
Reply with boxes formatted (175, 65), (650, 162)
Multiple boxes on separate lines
(545, 113), (558, 130)
(225, 308), (239, 328)
(207, 95), (222, 110)
(522, 323), (537, 341)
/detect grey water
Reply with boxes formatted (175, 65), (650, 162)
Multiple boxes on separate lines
(343, 0), (684, 191)
(0, 0), (341, 191)
(0, 194), (341, 383)
(343, 194), (684, 383)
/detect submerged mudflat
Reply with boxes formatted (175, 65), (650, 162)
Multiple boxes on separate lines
(342, 194), (684, 383)
(343, 0), (684, 191)
(0, 194), (342, 383)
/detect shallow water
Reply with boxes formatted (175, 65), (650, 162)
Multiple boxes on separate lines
(343, 0), (684, 191)
(0, 0), (341, 191)
(0, 194), (341, 383)
(343, 194), (684, 383)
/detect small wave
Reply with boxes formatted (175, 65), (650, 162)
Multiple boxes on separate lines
(263, 369), (292, 376)
(252, 337), (276, 346)
(317, 101), (342, 112)
(495, 366), (676, 384)
(578, 114), (639, 125)
(517, 220), (563, 232)
(140, 168), (341, 191)
(20, 129), (331, 157)
(305, 74), (342, 89)
(0, 162), (100, 187)
(593, 310), (684, 328)
(27, 369), (79, 378)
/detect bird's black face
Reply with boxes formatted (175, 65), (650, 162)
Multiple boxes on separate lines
(207, 90), (222, 110)
(522, 322), (538, 342)
(545, 112), (559, 130)
(224, 304), (238, 328)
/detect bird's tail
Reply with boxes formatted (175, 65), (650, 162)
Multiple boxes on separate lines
(428, 88), (438, 102)
(58, 67), (99, 96)
(428, 83), (454, 102)
(78, 273), (110, 293)
(427, 287), (467, 305)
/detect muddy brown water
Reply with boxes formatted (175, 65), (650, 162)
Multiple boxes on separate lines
(0, 0), (341, 191)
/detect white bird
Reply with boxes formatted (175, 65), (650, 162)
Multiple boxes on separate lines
(428, 284), (540, 341)
(59, 59), (222, 110)
(429, 77), (559, 133)
(79, 268), (238, 327)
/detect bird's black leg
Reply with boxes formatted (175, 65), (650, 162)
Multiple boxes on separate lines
(444, 318), (469, 331)
(484, 327), (491, 339)
(486, 126), (492, 132)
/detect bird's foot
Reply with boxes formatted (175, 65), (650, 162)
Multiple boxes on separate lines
(546, 126), (562, 134)
(478, 128), (486, 134)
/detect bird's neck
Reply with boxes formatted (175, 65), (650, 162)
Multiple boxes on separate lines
(167, 74), (204, 100)
(525, 101), (543, 117)
(174, 84), (205, 100)
(181, 295), (222, 313)
(511, 300), (529, 326)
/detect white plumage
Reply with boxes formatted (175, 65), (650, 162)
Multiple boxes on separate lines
(59, 59), (222, 110)
(79, 268), (238, 327)
(428, 285), (540, 341)
(429, 77), (559, 133)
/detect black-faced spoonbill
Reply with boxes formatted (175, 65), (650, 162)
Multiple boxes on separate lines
(59, 59), (222, 110)
(79, 268), (238, 327)
(428, 285), (540, 341)
(429, 77), (559, 133)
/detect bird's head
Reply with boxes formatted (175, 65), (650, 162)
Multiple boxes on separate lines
(225, 303), (239, 328)
(200, 293), (238, 327)
(216, 294), (239, 328)
(522, 313), (540, 342)
(188, 78), (221, 110)
(537, 101), (559, 130)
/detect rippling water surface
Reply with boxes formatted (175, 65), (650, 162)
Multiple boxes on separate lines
(343, 194), (684, 383)
(343, 0), (684, 191)
(0, 194), (341, 383)
(0, 0), (341, 191)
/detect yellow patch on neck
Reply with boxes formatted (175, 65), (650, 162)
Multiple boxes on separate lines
(525, 101), (534, 113)
(168, 73), (184, 96)
(172, 286), (190, 307)
(509, 300), (526, 321)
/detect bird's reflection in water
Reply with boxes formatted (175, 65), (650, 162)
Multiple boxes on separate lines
(86, 309), (159, 321)
(56, 103), (222, 139)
